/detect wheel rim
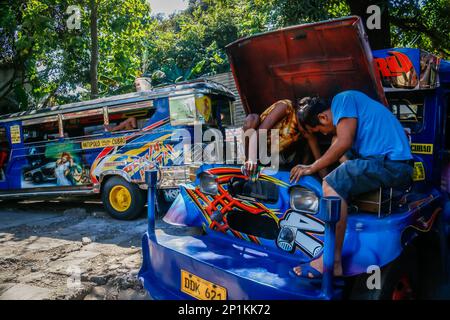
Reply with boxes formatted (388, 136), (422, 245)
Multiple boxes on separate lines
(109, 185), (132, 212)
(392, 274), (415, 300)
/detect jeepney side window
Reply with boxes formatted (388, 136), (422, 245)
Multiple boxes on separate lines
(389, 96), (424, 133)
(62, 112), (105, 138)
(0, 127), (10, 178)
(23, 120), (60, 143)
(201, 96), (234, 127)
(217, 98), (234, 127)
(107, 100), (155, 133)
(0, 127), (7, 143)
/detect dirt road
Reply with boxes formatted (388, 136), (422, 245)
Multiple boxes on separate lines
(0, 199), (151, 300)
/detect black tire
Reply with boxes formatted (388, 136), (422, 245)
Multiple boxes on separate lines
(33, 172), (43, 184)
(101, 176), (145, 220)
(415, 231), (445, 299)
(348, 246), (418, 300)
(0, 199), (17, 206)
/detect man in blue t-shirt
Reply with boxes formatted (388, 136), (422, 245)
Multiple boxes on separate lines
(289, 90), (413, 279)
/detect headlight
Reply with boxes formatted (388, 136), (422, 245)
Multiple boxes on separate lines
(199, 172), (218, 195)
(290, 187), (318, 213)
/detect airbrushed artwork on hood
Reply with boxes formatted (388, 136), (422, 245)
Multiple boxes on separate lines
(164, 166), (326, 261)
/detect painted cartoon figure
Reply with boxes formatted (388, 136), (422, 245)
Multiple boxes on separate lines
(55, 152), (74, 186)
(70, 165), (90, 185)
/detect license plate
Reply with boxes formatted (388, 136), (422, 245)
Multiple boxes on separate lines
(181, 270), (227, 300)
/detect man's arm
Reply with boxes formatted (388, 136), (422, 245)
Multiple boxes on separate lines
(257, 102), (289, 130)
(245, 102), (289, 172)
(290, 118), (357, 182)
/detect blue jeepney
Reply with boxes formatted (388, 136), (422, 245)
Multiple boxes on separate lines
(0, 80), (235, 219)
(139, 17), (450, 300)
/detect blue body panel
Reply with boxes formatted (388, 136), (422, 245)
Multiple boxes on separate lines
(0, 89), (233, 192)
(139, 231), (339, 299)
(140, 164), (443, 299)
(139, 47), (450, 299)
(162, 164), (443, 274)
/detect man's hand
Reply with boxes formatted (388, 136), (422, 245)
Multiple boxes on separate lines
(244, 160), (258, 175)
(290, 164), (313, 183)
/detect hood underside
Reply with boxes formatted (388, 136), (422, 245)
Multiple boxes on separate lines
(226, 16), (386, 115)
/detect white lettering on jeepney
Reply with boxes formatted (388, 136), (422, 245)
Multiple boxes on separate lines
(280, 211), (324, 257)
(293, 214), (324, 257)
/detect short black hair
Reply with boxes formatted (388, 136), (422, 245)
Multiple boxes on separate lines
(296, 97), (329, 128)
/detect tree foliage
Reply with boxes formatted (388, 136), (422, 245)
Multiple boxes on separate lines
(0, 0), (155, 112)
(0, 0), (449, 114)
(146, 0), (272, 86)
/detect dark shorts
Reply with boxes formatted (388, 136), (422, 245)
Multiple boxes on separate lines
(324, 155), (414, 200)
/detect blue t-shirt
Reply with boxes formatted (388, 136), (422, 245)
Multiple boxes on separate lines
(331, 90), (412, 161)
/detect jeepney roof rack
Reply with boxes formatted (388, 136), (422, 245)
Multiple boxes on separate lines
(0, 79), (235, 124)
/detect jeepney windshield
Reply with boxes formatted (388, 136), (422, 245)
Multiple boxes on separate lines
(387, 91), (425, 133)
(169, 94), (234, 127)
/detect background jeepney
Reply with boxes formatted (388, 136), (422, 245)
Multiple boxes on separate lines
(0, 80), (235, 220)
(139, 16), (450, 300)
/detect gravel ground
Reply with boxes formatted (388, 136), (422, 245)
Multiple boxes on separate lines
(1, 199), (449, 300)
(0, 199), (152, 300)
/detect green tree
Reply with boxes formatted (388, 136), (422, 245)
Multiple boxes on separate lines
(0, 0), (155, 113)
(145, 0), (272, 86)
(1, 0), (448, 116)
(267, 0), (450, 55)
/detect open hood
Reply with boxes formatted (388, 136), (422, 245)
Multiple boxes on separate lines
(226, 16), (386, 115)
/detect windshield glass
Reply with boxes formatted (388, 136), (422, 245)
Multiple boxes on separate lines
(170, 94), (233, 126)
(387, 91), (425, 133)
(169, 95), (197, 126)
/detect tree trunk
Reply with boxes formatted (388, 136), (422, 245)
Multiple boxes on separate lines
(90, 0), (99, 99)
(346, 0), (391, 50)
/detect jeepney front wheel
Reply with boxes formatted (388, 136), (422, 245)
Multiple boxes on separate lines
(348, 246), (418, 300)
(102, 176), (145, 220)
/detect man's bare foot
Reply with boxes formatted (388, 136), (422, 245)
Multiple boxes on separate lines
(293, 256), (343, 278)
(293, 256), (324, 278)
